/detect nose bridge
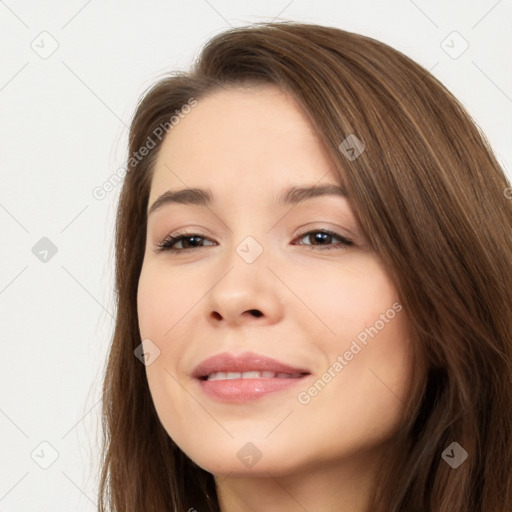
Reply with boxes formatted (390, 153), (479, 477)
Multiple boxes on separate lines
(234, 233), (266, 266)
(219, 205), (273, 266)
(219, 231), (270, 292)
(204, 228), (283, 325)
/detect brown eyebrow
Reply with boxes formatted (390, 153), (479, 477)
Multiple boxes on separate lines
(147, 183), (347, 216)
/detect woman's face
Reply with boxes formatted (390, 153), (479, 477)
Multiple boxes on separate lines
(137, 84), (413, 477)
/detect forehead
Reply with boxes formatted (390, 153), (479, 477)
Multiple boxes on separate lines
(149, 84), (337, 197)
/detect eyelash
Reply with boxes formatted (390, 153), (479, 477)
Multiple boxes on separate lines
(154, 229), (353, 254)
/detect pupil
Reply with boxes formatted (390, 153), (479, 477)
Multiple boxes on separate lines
(185, 236), (201, 248)
(314, 233), (328, 244)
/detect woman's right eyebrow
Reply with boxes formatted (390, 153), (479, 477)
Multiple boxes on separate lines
(148, 188), (211, 216)
(147, 183), (348, 217)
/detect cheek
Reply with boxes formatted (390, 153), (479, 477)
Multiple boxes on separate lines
(136, 267), (192, 440)
(292, 255), (402, 343)
(137, 263), (198, 341)
(294, 258), (412, 436)
(137, 263), (204, 417)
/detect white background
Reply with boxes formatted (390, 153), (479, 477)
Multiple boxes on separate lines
(0, 0), (511, 510)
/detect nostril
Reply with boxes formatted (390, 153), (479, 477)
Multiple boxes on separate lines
(248, 309), (263, 317)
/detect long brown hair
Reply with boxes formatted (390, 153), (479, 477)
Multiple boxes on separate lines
(98, 21), (512, 511)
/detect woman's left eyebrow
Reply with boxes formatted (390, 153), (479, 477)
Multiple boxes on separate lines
(277, 184), (347, 205)
(147, 183), (347, 217)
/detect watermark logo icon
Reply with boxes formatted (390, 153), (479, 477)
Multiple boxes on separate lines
(441, 442), (468, 469)
(134, 338), (161, 365)
(236, 236), (263, 264)
(31, 441), (59, 469)
(237, 442), (262, 468)
(338, 134), (365, 161)
(32, 237), (58, 263)
(31, 31), (59, 59)
(441, 31), (469, 59)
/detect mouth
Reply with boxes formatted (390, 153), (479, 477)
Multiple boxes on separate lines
(201, 370), (307, 381)
(193, 351), (311, 402)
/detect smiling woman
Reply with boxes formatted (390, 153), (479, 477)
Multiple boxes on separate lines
(98, 21), (512, 512)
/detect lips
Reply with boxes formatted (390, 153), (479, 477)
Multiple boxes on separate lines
(193, 351), (310, 380)
(192, 351), (311, 402)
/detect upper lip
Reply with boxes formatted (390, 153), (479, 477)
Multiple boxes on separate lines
(192, 351), (310, 379)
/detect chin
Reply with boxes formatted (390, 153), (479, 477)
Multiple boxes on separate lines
(175, 435), (315, 478)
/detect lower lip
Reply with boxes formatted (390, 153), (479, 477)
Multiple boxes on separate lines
(197, 376), (308, 402)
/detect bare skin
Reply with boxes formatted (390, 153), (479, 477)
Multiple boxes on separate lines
(137, 83), (413, 512)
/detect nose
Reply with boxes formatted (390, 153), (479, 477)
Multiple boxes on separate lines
(204, 241), (284, 327)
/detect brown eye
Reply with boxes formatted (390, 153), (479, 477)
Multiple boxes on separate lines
(293, 229), (353, 250)
(155, 233), (216, 253)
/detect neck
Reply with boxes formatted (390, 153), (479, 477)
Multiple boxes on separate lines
(214, 446), (385, 512)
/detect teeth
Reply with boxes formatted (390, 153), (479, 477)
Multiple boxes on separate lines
(242, 371), (261, 379)
(205, 371), (302, 381)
